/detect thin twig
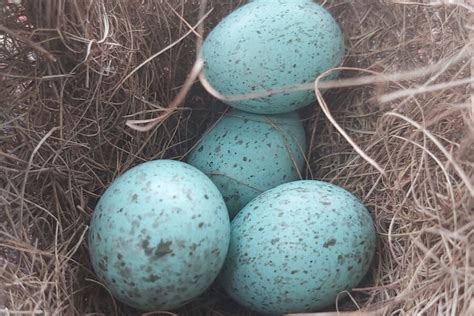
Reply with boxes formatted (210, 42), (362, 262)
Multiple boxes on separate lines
(314, 68), (386, 175)
(0, 24), (56, 62)
(116, 9), (212, 98)
(385, 112), (474, 195)
(198, 44), (471, 102)
(379, 77), (474, 103)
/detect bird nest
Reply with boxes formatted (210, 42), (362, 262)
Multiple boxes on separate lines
(1, 0), (472, 315)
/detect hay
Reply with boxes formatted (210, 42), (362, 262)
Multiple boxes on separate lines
(1, 0), (472, 315)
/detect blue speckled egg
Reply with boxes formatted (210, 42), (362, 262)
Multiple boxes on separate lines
(187, 109), (307, 218)
(201, 0), (345, 114)
(220, 180), (376, 314)
(88, 160), (230, 311)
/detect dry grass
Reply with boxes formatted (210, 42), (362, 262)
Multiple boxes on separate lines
(0, 0), (473, 315)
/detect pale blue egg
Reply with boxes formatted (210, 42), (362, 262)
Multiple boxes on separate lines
(220, 180), (376, 314)
(88, 160), (230, 311)
(202, 0), (345, 114)
(187, 109), (307, 218)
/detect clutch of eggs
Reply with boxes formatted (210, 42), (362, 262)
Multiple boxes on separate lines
(88, 160), (230, 311)
(201, 0), (345, 114)
(187, 109), (307, 218)
(220, 180), (377, 314)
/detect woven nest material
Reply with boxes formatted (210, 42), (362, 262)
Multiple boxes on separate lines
(1, 0), (473, 315)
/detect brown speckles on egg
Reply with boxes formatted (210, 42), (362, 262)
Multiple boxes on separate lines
(323, 238), (337, 248)
(141, 237), (153, 256)
(337, 254), (345, 264)
(220, 180), (376, 314)
(88, 160), (230, 310)
(202, 0), (344, 115)
(187, 109), (307, 218)
(152, 240), (172, 259)
(144, 274), (160, 283)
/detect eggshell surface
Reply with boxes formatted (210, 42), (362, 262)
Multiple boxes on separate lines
(187, 109), (307, 218)
(201, 0), (345, 114)
(220, 180), (376, 314)
(88, 160), (230, 311)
